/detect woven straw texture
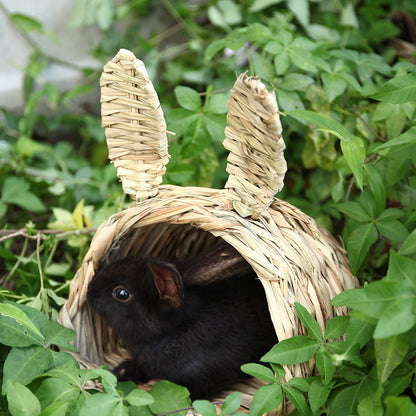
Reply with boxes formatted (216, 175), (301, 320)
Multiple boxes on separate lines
(58, 49), (358, 414)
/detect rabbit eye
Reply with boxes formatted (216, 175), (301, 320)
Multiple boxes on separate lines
(112, 286), (131, 302)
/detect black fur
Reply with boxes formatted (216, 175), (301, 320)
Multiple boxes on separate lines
(87, 253), (277, 399)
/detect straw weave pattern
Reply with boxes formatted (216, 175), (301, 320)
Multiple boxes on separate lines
(224, 75), (287, 219)
(100, 49), (169, 202)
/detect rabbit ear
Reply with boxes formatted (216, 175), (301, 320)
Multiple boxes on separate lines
(148, 261), (183, 309)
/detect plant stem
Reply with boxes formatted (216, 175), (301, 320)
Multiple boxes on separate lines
(3, 237), (29, 285)
(0, 228), (96, 243)
(36, 234), (45, 291)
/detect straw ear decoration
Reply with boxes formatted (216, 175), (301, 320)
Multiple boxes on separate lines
(100, 49), (169, 203)
(223, 74), (287, 219)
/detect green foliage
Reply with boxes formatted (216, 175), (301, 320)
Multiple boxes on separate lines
(239, 301), (416, 415)
(1, 0), (416, 414)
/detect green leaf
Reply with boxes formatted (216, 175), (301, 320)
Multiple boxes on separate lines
(289, 47), (316, 72)
(2, 346), (50, 394)
(149, 381), (191, 416)
(7, 379), (41, 416)
(375, 333), (409, 383)
(1, 177), (46, 212)
(341, 342), (366, 368)
(16, 135), (51, 157)
(277, 90), (304, 111)
(216, 0), (242, 26)
(193, 400), (217, 416)
(340, 136), (365, 190)
(336, 201), (372, 221)
(375, 219), (409, 242)
(384, 395), (416, 416)
(203, 112), (226, 142)
(87, 367), (118, 394)
(279, 74), (314, 91)
(387, 251), (416, 289)
(205, 39), (227, 61)
(373, 126), (416, 153)
(48, 350), (77, 371)
(124, 387), (154, 407)
(287, 110), (350, 141)
(249, 0), (285, 12)
(336, 72), (362, 92)
(332, 281), (413, 319)
(0, 201), (7, 218)
(294, 303), (322, 340)
(377, 208), (404, 222)
(386, 104), (407, 138)
(321, 73), (348, 102)
(285, 377), (310, 392)
(79, 392), (124, 416)
(205, 93), (229, 114)
(36, 377), (81, 410)
(344, 317), (375, 349)
(364, 164), (386, 216)
(43, 360), (82, 388)
(221, 391), (242, 415)
(261, 336), (320, 365)
(371, 73), (416, 104)
(357, 389), (384, 416)
(308, 379), (331, 412)
(329, 384), (360, 416)
(388, 156), (411, 186)
(274, 51), (290, 75)
(241, 363), (277, 384)
(175, 86), (202, 112)
(399, 229), (416, 256)
(39, 401), (69, 416)
(374, 299), (416, 338)
(167, 163), (196, 184)
(249, 384), (283, 416)
(288, 0), (309, 26)
(331, 181), (344, 203)
(44, 320), (76, 352)
(324, 316), (350, 339)
(270, 363), (286, 380)
(360, 54), (392, 76)
(252, 52), (276, 82)
(0, 303), (45, 347)
(10, 13), (43, 33)
(283, 385), (312, 416)
(95, 0), (114, 30)
(207, 5), (229, 30)
(341, 2), (359, 28)
(346, 222), (378, 273)
(315, 347), (336, 384)
(359, 189), (376, 219)
(384, 363), (414, 398)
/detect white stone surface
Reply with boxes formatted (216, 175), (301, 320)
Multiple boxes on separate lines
(0, 0), (102, 110)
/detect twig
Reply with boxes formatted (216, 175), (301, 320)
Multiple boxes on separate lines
(0, 228), (96, 243)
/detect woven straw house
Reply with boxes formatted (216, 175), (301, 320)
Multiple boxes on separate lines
(58, 49), (358, 414)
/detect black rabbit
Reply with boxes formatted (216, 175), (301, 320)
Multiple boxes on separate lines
(87, 246), (277, 399)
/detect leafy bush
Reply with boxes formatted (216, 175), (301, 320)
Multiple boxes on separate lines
(1, 0), (415, 414)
